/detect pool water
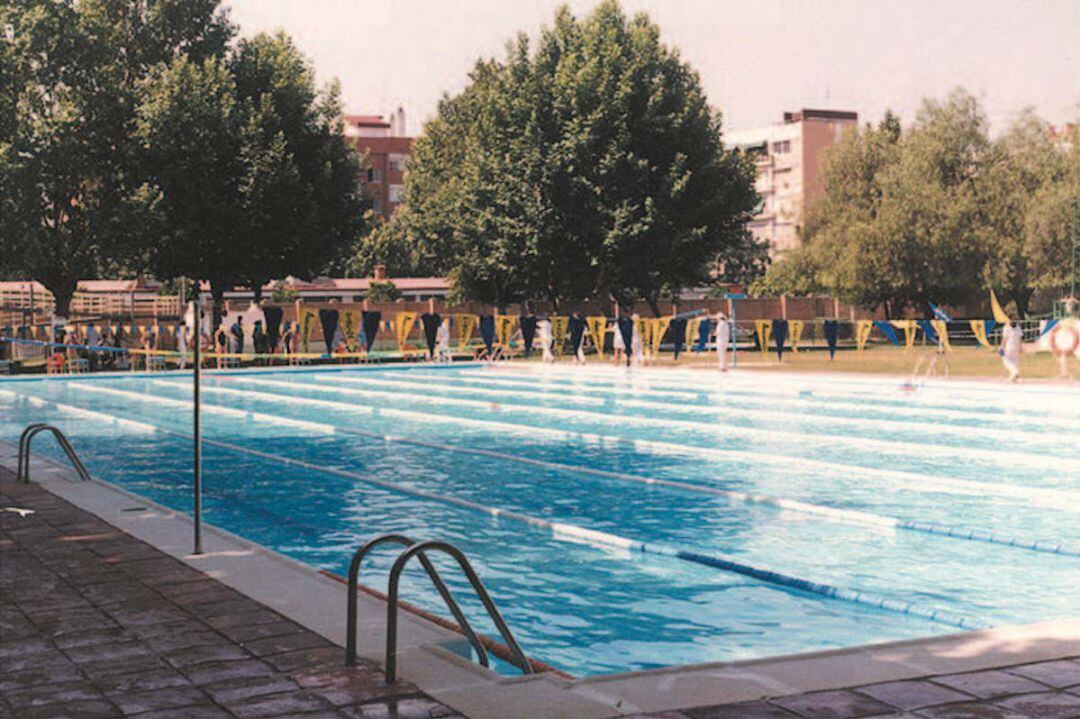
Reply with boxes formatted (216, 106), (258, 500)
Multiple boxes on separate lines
(1, 364), (1077, 676)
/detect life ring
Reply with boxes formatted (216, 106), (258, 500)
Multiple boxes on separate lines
(1050, 325), (1080, 357)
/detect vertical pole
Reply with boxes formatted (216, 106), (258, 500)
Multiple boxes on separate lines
(1071, 200), (1077, 301)
(731, 299), (738, 368)
(193, 297), (203, 555)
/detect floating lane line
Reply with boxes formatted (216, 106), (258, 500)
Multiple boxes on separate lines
(319, 371), (1059, 450)
(486, 363), (1080, 415)
(168, 376), (1080, 509)
(396, 369), (1080, 433)
(3, 385), (990, 631)
(143, 378), (1080, 555)
(491, 366), (1080, 423)
(289, 374), (1076, 473)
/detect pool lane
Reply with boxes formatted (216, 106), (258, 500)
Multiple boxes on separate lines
(0, 389), (948, 676)
(5, 375), (1077, 631)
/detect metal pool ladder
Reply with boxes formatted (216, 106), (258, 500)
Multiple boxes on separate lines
(345, 533), (533, 683)
(18, 423), (92, 484)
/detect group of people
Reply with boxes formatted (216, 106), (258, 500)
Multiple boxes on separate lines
(526, 311), (734, 369)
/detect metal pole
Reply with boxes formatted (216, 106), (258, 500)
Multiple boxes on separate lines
(731, 299), (738, 368)
(193, 296), (203, 555)
(1071, 200), (1077, 301)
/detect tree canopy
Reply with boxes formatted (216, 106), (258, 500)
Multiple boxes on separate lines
(756, 89), (1078, 317)
(0, 0), (231, 315)
(372, 1), (760, 312)
(134, 31), (366, 307)
(1, 0), (364, 316)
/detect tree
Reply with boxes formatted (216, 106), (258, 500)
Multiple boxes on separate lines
(0, 0), (231, 315)
(365, 280), (401, 302)
(134, 32), (365, 316)
(753, 110), (902, 309)
(978, 110), (1068, 316)
(1024, 128), (1080, 297)
(395, 1), (758, 312)
(758, 91), (1003, 317)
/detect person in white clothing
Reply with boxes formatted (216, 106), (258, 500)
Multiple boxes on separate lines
(435, 318), (452, 363)
(1000, 322), (1023, 382)
(176, 324), (188, 370)
(630, 314), (645, 366)
(612, 318), (625, 365)
(537, 318), (555, 363)
(714, 313), (731, 372)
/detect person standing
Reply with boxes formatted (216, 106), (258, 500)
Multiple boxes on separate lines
(537, 318), (555, 363)
(715, 313), (731, 372)
(1000, 322), (1023, 382)
(436, 317), (452, 363)
(630, 314), (645, 366)
(176, 323), (188, 370)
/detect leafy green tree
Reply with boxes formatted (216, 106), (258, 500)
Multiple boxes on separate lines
(0, 0), (230, 314)
(1024, 128), (1080, 297)
(758, 91), (1012, 317)
(979, 110), (1068, 315)
(365, 280), (401, 302)
(396, 1), (758, 313)
(753, 110), (902, 308)
(134, 32), (366, 316)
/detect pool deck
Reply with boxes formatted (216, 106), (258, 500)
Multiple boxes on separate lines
(0, 466), (460, 719)
(3, 438), (1080, 718)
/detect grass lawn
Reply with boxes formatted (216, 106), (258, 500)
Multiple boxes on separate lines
(585, 344), (1075, 381)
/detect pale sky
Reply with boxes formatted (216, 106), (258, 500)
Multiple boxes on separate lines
(226, 0), (1079, 136)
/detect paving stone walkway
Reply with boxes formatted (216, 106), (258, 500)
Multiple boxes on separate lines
(4, 469), (1080, 719)
(0, 469), (460, 719)
(642, 663), (1080, 718)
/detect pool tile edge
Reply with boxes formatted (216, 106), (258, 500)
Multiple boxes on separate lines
(5, 440), (1079, 718)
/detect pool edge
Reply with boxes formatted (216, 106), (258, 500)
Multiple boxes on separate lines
(4, 440), (1078, 718)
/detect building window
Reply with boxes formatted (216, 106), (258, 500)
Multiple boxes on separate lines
(366, 167), (382, 183)
(771, 140), (791, 154)
(372, 196), (383, 214)
(389, 153), (408, 172)
(389, 185), (405, 203)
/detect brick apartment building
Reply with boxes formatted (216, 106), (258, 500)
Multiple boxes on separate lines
(726, 109), (858, 257)
(344, 107), (413, 220)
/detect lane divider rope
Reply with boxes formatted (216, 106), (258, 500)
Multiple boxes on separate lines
(1, 386), (990, 631)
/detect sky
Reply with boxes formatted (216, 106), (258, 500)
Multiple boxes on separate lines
(226, 0), (1079, 136)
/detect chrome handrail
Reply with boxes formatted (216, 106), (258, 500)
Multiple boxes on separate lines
(18, 424), (92, 484)
(345, 533), (489, 670)
(385, 540), (532, 683)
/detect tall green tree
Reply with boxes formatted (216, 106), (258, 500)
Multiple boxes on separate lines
(134, 32), (366, 314)
(395, 1), (758, 312)
(979, 110), (1068, 315)
(757, 91), (1030, 317)
(0, 0), (230, 314)
(1024, 128), (1080, 298)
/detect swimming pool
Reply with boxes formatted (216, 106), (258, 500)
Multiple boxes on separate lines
(2, 364), (1077, 676)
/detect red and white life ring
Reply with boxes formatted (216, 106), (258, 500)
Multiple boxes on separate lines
(1050, 325), (1080, 357)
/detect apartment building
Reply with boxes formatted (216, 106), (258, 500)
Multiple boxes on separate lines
(344, 108), (413, 220)
(726, 109), (858, 256)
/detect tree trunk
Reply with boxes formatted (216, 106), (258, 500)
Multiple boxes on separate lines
(50, 282), (77, 320)
(646, 296), (661, 318)
(1012, 288), (1032, 319)
(210, 284), (226, 330)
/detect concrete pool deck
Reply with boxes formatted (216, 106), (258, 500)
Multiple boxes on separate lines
(3, 440), (1079, 718)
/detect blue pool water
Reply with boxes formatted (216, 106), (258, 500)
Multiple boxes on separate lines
(1, 364), (1077, 676)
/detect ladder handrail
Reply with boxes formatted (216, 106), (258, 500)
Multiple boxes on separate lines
(18, 424), (92, 484)
(345, 533), (489, 670)
(386, 540), (533, 683)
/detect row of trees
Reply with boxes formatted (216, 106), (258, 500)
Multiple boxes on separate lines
(353, 1), (764, 313)
(0, 0), (365, 317)
(754, 90), (1079, 317)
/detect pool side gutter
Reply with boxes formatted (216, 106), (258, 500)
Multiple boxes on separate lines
(3, 441), (1078, 718)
